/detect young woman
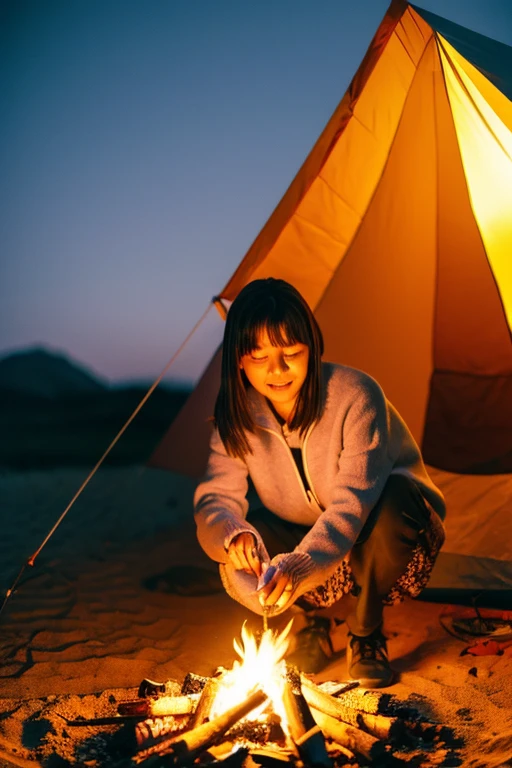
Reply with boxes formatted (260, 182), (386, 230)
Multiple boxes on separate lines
(194, 278), (445, 687)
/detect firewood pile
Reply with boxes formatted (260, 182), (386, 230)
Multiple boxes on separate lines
(102, 670), (461, 767)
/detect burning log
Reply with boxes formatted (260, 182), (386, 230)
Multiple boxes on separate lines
(281, 674), (332, 768)
(134, 687), (268, 765)
(118, 695), (199, 719)
(135, 716), (189, 749)
(319, 684), (393, 715)
(309, 709), (385, 763)
(190, 677), (221, 728)
(301, 676), (406, 742)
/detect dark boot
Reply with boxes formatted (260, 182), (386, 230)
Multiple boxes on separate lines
(287, 615), (334, 673)
(346, 625), (394, 688)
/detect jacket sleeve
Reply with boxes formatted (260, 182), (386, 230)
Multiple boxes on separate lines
(194, 428), (264, 563)
(272, 378), (394, 598)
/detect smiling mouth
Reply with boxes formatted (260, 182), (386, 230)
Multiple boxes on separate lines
(267, 382), (292, 390)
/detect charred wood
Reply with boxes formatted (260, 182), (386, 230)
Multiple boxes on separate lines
(301, 676), (405, 742)
(118, 700), (152, 718)
(135, 716), (189, 749)
(282, 675), (331, 767)
(226, 713), (285, 746)
(138, 678), (181, 698)
(308, 681), (393, 715)
(134, 688), (268, 765)
(295, 726), (333, 768)
(248, 745), (296, 764)
(308, 708), (385, 762)
(181, 672), (210, 696)
(324, 740), (357, 764)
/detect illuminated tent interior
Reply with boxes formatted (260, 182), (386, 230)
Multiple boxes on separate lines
(151, 0), (512, 599)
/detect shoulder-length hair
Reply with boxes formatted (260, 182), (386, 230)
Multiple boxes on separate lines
(214, 278), (324, 459)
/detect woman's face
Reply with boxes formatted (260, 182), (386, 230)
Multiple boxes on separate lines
(239, 328), (309, 422)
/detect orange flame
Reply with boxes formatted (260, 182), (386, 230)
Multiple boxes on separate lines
(210, 619), (293, 735)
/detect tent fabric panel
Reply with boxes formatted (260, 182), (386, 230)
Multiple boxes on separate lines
(428, 552), (512, 591)
(412, 3), (512, 100)
(247, 206), (353, 311)
(149, 347), (221, 477)
(315, 39), (439, 446)
(293, 177), (360, 254)
(247, 17), (432, 312)
(440, 38), (512, 330)
(432, 54), (512, 375)
(426, 465), (512, 562)
(422, 370), (512, 474)
(318, 29), (428, 219)
(219, 0), (413, 305)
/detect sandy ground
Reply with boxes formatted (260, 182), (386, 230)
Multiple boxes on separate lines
(0, 466), (510, 767)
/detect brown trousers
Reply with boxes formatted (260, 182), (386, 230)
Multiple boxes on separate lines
(247, 474), (434, 637)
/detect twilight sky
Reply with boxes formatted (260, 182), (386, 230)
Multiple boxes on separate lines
(1, 0), (511, 385)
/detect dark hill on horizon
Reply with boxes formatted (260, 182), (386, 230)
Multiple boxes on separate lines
(0, 347), (191, 470)
(0, 347), (108, 398)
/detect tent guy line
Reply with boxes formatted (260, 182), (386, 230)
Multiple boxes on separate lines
(0, 300), (217, 621)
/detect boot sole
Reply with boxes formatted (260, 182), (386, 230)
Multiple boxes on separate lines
(348, 670), (395, 688)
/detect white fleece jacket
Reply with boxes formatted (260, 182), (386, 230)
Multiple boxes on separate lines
(194, 362), (445, 606)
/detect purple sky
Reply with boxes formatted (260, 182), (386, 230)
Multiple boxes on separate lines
(1, 0), (511, 385)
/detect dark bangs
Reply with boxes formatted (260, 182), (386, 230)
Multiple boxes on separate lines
(214, 278), (325, 459)
(237, 294), (313, 358)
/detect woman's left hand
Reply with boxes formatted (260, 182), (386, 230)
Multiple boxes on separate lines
(227, 532), (263, 577)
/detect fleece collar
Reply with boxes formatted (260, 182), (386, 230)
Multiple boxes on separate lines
(245, 386), (282, 432)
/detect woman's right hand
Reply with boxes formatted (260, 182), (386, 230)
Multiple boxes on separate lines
(227, 532), (263, 577)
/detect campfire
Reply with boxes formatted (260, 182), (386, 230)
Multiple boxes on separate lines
(106, 620), (460, 767)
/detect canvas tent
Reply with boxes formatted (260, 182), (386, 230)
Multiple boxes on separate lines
(150, 0), (512, 597)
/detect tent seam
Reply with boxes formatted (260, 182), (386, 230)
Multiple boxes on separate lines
(408, 5), (430, 41)
(293, 212), (352, 249)
(218, 2), (407, 300)
(431, 35), (442, 414)
(314, 29), (436, 315)
(437, 35), (512, 344)
(393, 10), (424, 69)
(438, 36), (512, 162)
(316, 174), (364, 219)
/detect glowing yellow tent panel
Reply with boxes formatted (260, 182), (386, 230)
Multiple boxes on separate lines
(151, 1), (512, 594)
